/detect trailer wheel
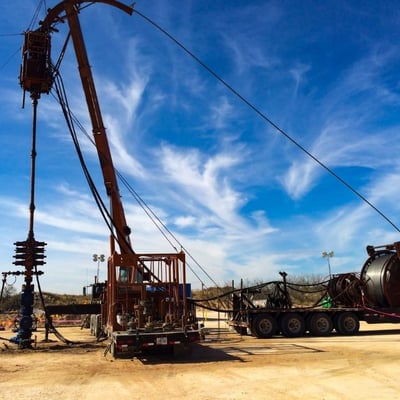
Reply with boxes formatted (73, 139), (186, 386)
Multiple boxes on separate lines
(280, 313), (306, 338)
(334, 312), (360, 335)
(252, 314), (277, 338)
(308, 313), (333, 336)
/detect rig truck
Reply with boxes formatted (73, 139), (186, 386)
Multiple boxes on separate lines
(20, 0), (200, 357)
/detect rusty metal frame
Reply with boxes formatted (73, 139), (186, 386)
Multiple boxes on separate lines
(40, 0), (133, 30)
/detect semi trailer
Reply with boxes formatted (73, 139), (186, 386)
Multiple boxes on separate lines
(228, 242), (400, 338)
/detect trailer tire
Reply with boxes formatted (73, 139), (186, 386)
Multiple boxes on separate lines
(252, 314), (277, 338)
(308, 313), (333, 336)
(280, 313), (306, 338)
(334, 312), (360, 335)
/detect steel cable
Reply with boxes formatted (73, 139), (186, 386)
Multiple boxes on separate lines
(133, 9), (400, 233)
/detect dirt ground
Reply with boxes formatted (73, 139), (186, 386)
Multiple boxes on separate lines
(1, 315), (400, 400)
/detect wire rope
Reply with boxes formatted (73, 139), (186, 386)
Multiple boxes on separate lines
(27, 0), (45, 31)
(47, 37), (214, 288)
(133, 9), (400, 233)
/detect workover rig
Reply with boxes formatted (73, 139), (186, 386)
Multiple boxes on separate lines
(12, 0), (200, 357)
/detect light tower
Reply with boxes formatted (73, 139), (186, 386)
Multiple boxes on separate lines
(93, 254), (105, 283)
(322, 251), (334, 279)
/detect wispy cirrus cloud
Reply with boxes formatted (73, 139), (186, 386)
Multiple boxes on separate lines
(280, 48), (400, 200)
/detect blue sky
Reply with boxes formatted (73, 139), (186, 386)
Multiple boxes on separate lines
(1, 1), (400, 294)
